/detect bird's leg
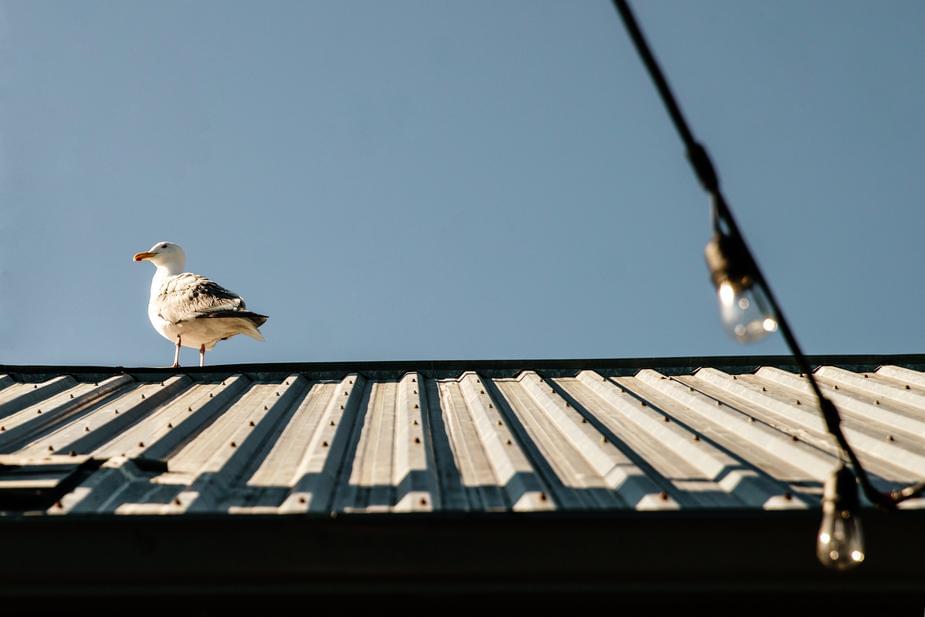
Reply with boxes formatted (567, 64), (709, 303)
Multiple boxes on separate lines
(172, 335), (182, 368)
(199, 344), (206, 368)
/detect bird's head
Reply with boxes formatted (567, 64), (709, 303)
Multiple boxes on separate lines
(133, 241), (186, 271)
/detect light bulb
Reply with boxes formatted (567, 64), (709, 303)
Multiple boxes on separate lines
(816, 466), (865, 571)
(716, 280), (777, 343)
(705, 234), (776, 343)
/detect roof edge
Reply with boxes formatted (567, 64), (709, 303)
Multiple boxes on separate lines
(1, 353), (924, 378)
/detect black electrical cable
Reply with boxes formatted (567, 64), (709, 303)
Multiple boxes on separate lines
(611, 0), (922, 509)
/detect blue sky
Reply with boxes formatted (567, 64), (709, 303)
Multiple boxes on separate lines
(1, 1), (923, 366)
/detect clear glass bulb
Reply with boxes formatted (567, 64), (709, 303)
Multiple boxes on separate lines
(816, 508), (865, 570)
(717, 280), (777, 343)
(816, 466), (865, 571)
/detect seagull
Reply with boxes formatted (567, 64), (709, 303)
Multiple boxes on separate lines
(133, 241), (268, 367)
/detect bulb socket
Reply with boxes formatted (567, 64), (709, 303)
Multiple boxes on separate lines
(704, 233), (756, 291)
(824, 465), (861, 512)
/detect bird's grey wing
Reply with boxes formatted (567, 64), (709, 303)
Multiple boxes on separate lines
(156, 273), (246, 324)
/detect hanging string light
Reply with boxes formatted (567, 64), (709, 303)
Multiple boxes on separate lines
(611, 0), (925, 570)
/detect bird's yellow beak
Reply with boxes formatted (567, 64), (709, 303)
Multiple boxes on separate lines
(133, 251), (156, 262)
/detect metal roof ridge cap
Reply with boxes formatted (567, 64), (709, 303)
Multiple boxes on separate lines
(2, 353), (925, 376)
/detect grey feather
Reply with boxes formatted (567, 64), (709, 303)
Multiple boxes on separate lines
(155, 273), (264, 325)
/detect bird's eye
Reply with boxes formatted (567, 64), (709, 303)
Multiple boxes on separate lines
(160, 244), (167, 248)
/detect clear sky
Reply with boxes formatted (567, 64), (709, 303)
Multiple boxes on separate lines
(1, 1), (923, 367)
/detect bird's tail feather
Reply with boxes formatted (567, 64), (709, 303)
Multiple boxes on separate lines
(198, 311), (267, 341)
(239, 318), (265, 341)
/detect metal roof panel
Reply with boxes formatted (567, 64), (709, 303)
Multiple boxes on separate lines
(0, 356), (920, 515)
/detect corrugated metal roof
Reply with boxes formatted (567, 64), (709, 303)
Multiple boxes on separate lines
(0, 356), (923, 516)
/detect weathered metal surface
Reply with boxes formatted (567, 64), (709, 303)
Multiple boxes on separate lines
(0, 359), (921, 515)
